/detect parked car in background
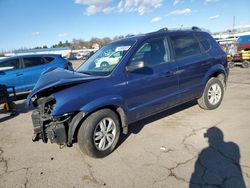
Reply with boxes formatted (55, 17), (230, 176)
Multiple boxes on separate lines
(0, 54), (73, 92)
(95, 51), (124, 67)
(27, 27), (228, 158)
(237, 35), (250, 50)
(76, 51), (90, 60)
(66, 52), (78, 60)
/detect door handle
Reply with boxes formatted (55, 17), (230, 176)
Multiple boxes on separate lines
(16, 73), (23, 77)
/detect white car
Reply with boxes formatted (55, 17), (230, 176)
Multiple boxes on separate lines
(95, 51), (123, 68)
(76, 51), (90, 60)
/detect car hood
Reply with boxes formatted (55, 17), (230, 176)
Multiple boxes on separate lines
(26, 67), (103, 105)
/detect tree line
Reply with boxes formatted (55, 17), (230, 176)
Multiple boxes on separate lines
(38, 35), (126, 50)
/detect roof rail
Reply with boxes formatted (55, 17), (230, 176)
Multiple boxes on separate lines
(125, 34), (135, 38)
(157, 26), (203, 32)
(191, 26), (202, 31)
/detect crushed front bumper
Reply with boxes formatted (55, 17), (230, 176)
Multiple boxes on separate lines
(31, 97), (68, 145)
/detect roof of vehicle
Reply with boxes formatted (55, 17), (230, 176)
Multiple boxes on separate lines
(237, 35), (250, 43)
(0, 54), (62, 62)
(13, 47), (70, 54)
(113, 26), (209, 43)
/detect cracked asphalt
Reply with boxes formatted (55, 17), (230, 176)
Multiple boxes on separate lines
(0, 63), (250, 188)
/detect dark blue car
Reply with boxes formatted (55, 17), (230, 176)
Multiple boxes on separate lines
(27, 27), (229, 158)
(0, 54), (73, 92)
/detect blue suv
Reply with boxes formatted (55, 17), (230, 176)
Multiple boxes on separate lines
(0, 54), (73, 92)
(27, 27), (229, 158)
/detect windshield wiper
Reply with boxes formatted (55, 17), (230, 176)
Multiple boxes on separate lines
(77, 71), (92, 75)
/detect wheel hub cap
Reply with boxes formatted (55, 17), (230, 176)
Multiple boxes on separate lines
(207, 83), (222, 105)
(93, 118), (116, 151)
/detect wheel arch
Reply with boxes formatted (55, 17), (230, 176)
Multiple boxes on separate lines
(67, 103), (128, 146)
(203, 64), (228, 88)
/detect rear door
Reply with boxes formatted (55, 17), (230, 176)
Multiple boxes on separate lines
(125, 37), (179, 121)
(0, 58), (23, 91)
(20, 56), (50, 90)
(169, 33), (211, 103)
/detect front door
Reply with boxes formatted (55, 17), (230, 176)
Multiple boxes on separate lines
(125, 37), (179, 122)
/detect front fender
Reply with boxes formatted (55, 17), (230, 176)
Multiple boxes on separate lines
(79, 95), (126, 113)
(67, 95), (128, 145)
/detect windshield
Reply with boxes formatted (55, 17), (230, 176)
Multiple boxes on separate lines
(77, 40), (135, 76)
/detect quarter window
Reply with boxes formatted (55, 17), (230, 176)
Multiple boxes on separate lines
(170, 35), (201, 59)
(23, 57), (45, 67)
(196, 35), (211, 51)
(0, 59), (19, 71)
(131, 38), (170, 67)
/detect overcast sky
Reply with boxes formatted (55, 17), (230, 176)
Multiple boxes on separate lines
(0, 0), (250, 51)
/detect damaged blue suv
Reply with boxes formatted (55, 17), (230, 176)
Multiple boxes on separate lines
(27, 27), (229, 158)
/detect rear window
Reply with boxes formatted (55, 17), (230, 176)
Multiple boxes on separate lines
(44, 57), (55, 63)
(170, 34), (201, 59)
(0, 59), (19, 71)
(23, 57), (45, 67)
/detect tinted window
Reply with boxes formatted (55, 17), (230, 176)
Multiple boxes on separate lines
(131, 38), (170, 67)
(23, 57), (45, 67)
(44, 57), (55, 63)
(0, 59), (19, 71)
(196, 35), (211, 51)
(170, 35), (201, 59)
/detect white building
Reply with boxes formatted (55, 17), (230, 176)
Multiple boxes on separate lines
(8, 47), (72, 57)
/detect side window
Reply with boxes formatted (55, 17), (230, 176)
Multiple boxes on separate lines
(23, 57), (45, 68)
(0, 59), (20, 71)
(131, 38), (170, 67)
(43, 57), (55, 63)
(170, 34), (201, 59)
(196, 34), (211, 51)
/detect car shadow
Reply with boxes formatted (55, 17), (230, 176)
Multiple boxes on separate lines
(0, 92), (30, 124)
(118, 100), (197, 147)
(189, 127), (246, 188)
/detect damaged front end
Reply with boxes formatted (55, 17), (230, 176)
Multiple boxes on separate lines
(31, 96), (72, 146)
(26, 67), (104, 147)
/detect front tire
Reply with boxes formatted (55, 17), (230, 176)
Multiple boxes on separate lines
(198, 78), (224, 110)
(77, 109), (120, 158)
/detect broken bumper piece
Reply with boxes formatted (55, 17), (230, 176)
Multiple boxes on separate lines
(31, 97), (70, 146)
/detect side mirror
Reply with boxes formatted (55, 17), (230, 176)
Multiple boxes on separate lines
(126, 61), (144, 72)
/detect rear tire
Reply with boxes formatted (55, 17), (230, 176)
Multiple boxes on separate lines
(77, 109), (120, 158)
(198, 78), (224, 110)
